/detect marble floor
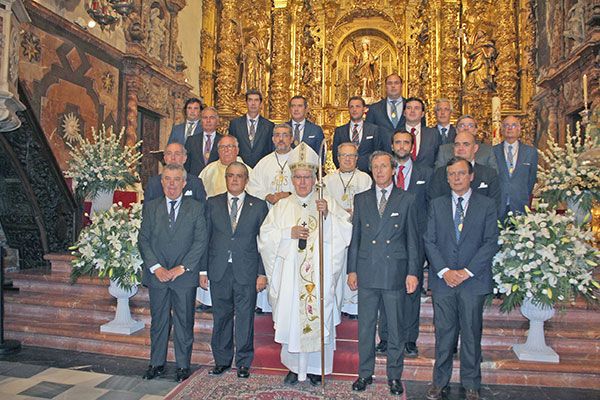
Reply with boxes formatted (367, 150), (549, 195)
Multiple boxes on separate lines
(0, 346), (598, 399)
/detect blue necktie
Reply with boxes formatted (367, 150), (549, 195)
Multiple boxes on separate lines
(454, 197), (464, 242)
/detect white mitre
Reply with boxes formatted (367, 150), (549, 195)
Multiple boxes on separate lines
(288, 142), (320, 173)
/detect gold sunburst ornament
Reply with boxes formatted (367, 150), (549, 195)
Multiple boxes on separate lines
(62, 112), (81, 144)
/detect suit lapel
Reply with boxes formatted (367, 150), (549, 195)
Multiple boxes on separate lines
(239, 119), (252, 149)
(234, 193), (253, 233)
(513, 142), (526, 175)
(458, 194), (479, 245)
(496, 144), (510, 177)
(170, 197), (187, 234)
(375, 187), (400, 237)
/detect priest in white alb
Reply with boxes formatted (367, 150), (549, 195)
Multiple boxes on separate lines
(258, 142), (352, 386)
(323, 142), (372, 318)
(247, 123), (295, 313)
(197, 134), (251, 308)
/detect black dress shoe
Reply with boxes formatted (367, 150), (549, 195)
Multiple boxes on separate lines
(283, 371), (298, 385)
(388, 379), (404, 395)
(208, 365), (231, 375)
(307, 373), (321, 386)
(375, 340), (387, 353)
(142, 365), (164, 380)
(351, 376), (373, 391)
(237, 366), (250, 378)
(255, 307), (264, 315)
(404, 341), (419, 357)
(175, 368), (191, 382)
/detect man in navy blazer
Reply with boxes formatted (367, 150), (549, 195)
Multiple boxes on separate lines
(377, 131), (433, 358)
(365, 73), (406, 153)
(432, 98), (456, 145)
(185, 107), (222, 176)
(168, 98), (203, 145)
(424, 157), (499, 400)
(332, 96), (381, 172)
(347, 151), (419, 396)
(228, 90), (275, 168)
(144, 142), (207, 204)
(287, 95), (324, 156)
(201, 162), (269, 379)
(493, 115), (538, 221)
(399, 97), (441, 169)
(138, 164), (208, 383)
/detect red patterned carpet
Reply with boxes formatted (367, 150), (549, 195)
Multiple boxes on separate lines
(166, 367), (408, 400)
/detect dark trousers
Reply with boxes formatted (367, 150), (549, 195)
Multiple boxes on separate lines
(377, 276), (423, 344)
(358, 287), (406, 380)
(210, 263), (257, 368)
(432, 289), (485, 390)
(149, 286), (197, 369)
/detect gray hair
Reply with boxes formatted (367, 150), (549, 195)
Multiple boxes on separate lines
(337, 142), (358, 153)
(163, 163), (187, 181)
(164, 142), (187, 155)
(456, 114), (478, 127)
(226, 161), (249, 178)
(273, 123), (293, 136)
(369, 151), (398, 171)
(434, 98), (453, 113)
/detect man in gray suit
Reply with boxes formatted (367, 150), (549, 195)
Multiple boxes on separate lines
(138, 164), (208, 382)
(348, 151), (419, 396)
(287, 95), (324, 156)
(432, 98), (456, 145)
(228, 90), (275, 168)
(399, 97), (441, 169)
(424, 157), (499, 400)
(493, 115), (538, 221)
(202, 162), (269, 379)
(332, 96), (381, 173)
(168, 98), (203, 145)
(435, 115), (498, 172)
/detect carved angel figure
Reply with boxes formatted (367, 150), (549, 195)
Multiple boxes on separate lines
(352, 40), (378, 98)
(147, 8), (166, 60)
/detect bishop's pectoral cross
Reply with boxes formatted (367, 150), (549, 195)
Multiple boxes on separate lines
(301, 221), (307, 227)
(302, 203), (308, 208)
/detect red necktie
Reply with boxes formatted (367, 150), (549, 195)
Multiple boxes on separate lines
(410, 127), (417, 161)
(396, 165), (405, 190)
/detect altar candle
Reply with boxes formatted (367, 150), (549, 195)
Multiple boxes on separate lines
(583, 74), (588, 108)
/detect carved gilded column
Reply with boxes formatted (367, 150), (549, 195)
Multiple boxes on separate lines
(215, 0), (238, 115)
(438, 0), (461, 114)
(0, 0), (29, 132)
(269, 0), (291, 121)
(495, 0), (519, 110)
(199, 0), (217, 106)
(124, 72), (140, 147)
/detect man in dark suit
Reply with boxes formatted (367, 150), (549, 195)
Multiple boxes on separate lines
(432, 98), (456, 145)
(428, 131), (502, 215)
(185, 107), (222, 176)
(377, 131), (433, 357)
(399, 97), (441, 169)
(435, 115), (498, 172)
(168, 98), (203, 145)
(287, 95), (324, 155)
(424, 157), (499, 400)
(493, 115), (538, 221)
(138, 164), (208, 383)
(144, 142), (207, 203)
(347, 151), (419, 396)
(201, 161), (269, 379)
(332, 96), (381, 173)
(228, 90), (275, 168)
(365, 73), (406, 153)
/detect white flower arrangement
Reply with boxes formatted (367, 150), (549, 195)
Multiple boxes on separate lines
(536, 124), (600, 217)
(65, 124), (143, 199)
(492, 204), (600, 313)
(70, 203), (143, 290)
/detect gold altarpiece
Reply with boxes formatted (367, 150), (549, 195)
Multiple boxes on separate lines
(199, 0), (536, 144)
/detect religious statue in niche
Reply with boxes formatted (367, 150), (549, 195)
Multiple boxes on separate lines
(564, 0), (586, 49)
(462, 23), (498, 92)
(352, 39), (378, 99)
(147, 7), (167, 60)
(234, 20), (269, 94)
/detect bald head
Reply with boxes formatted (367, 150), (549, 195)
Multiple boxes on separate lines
(501, 115), (521, 144)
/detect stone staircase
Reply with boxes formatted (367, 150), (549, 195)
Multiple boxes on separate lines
(3, 253), (600, 389)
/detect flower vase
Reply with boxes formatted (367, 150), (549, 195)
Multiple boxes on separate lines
(100, 279), (144, 335)
(566, 198), (591, 227)
(512, 298), (559, 363)
(90, 190), (114, 217)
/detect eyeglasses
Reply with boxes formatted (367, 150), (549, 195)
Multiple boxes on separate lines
(339, 153), (358, 158)
(218, 144), (237, 150)
(502, 123), (519, 129)
(457, 123), (476, 129)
